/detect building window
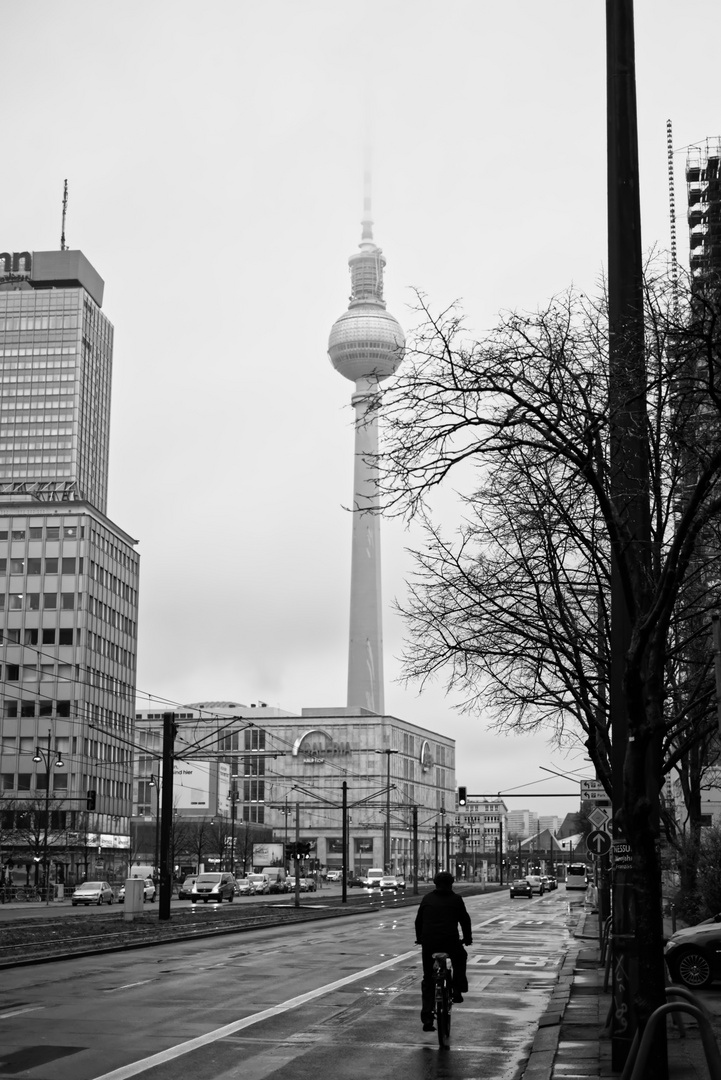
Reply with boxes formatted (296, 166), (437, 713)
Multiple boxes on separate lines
(23, 629), (38, 645)
(42, 629), (56, 645)
(27, 558), (41, 574)
(45, 558), (58, 574)
(4, 702), (17, 717)
(58, 628), (73, 646)
(27, 594), (39, 610)
(6, 665), (19, 680)
(46, 527), (59, 540)
(60, 593), (75, 609)
(61, 557), (76, 574)
(43, 593), (57, 609)
(20, 701), (35, 717)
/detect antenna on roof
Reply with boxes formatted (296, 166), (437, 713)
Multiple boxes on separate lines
(60, 180), (68, 251)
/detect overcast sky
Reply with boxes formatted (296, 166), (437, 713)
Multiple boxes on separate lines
(2, 1), (719, 818)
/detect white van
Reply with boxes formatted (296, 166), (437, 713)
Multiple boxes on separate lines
(362, 867), (384, 889)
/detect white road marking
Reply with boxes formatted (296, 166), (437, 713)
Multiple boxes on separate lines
(0, 1005), (45, 1019)
(90, 948), (418, 1080)
(104, 981), (153, 993)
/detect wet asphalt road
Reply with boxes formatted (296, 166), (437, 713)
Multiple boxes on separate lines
(1, 887), (580, 1080)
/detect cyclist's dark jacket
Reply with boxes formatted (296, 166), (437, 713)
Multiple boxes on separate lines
(415, 885), (472, 949)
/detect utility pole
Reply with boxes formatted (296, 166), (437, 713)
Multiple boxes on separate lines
(294, 801), (300, 909)
(342, 781), (348, 904)
(158, 712), (176, 921)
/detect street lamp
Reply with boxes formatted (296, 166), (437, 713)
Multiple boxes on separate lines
(375, 748), (399, 871)
(32, 730), (64, 906)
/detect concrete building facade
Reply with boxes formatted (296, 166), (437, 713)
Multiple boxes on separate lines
(134, 702), (456, 879)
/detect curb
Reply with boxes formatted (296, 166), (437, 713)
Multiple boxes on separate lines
(521, 908), (594, 1079)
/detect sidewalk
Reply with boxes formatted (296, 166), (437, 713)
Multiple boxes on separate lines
(523, 905), (721, 1079)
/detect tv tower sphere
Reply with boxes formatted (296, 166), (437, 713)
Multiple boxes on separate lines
(327, 190), (404, 715)
(328, 217), (405, 381)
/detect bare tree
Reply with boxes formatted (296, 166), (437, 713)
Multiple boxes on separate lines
(375, 265), (721, 1012)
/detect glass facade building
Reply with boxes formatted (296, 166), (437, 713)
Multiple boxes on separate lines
(0, 251), (139, 886)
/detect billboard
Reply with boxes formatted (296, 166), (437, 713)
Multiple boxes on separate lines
(173, 761), (212, 810)
(252, 842), (284, 867)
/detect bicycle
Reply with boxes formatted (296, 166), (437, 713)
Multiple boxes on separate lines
(432, 951), (453, 1048)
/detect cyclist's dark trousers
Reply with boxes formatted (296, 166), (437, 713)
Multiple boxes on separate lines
(420, 944), (468, 1023)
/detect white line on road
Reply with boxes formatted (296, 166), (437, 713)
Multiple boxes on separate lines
(90, 948), (418, 1080)
(104, 981), (153, 993)
(0, 1005), (45, 1019)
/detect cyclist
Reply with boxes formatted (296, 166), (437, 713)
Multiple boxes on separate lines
(415, 870), (472, 1031)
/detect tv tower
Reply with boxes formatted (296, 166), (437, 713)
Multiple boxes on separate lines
(328, 172), (405, 713)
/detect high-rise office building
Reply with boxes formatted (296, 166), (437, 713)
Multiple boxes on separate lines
(0, 249), (139, 886)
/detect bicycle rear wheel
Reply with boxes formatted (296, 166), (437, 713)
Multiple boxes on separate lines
(436, 979), (451, 1048)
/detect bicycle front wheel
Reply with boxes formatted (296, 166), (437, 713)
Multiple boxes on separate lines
(436, 981), (451, 1048)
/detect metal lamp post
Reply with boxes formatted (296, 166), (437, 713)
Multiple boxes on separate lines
(375, 748), (399, 871)
(32, 730), (64, 906)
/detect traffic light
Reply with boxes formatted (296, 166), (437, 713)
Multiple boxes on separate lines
(298, 841), (311, 857)
(86, 789), (97, 811)
(458, 786), (467, 807)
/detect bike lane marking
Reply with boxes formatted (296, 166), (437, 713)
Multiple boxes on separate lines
(90, 948), (419, 1080)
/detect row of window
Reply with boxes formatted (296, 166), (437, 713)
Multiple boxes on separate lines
(0, 593), (79, 610)
(86, 631), (133, 668)
(0, 315), (80, 330)
(0, 371), (76, 381)
(0, 468), (73, 477)
(88, 596), (137, 634)
(90, 561), (135, 599)
(0, 358), (77, 367)
(0, 557), (81, 574)
(4, 699), (71, 717)
(0, 662), (76, 682)
(0, 442), (73, 450)
(0, 458), (73, 465)
(1, 627), (76, 645)
(90, 528), (136, 573)
(0, 526), (80, 541)
(3, 427), (73, 437)
(1, 389), (74, 399)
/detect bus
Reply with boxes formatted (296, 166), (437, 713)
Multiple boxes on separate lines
(565, 863), (588, 890)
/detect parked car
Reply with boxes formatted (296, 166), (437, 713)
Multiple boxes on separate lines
(326, 870), (342, 882)
(72, 881), (114, 906)
(236, 878), (255, 896)
(298, 877), (316, 892)
(525, 875), (546, 895)
(269, 878), (290, 893)
(190, 872), (236, 903)
(541, 875), (557, 892)
(347, 875), (364, 888)
(118, 878), (156, 903)
(665, 915), (721, 988)
(510, 878), (533, 899)
(177, 876), (198, 900)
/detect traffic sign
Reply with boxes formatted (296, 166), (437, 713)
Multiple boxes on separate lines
(588, 806), (610, 831)
(587, 829), (611, 856)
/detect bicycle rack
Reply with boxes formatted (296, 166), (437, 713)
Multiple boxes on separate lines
(621, 996), (721, 1080)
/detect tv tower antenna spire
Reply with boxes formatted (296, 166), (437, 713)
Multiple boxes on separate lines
(60, 180), (68, 251)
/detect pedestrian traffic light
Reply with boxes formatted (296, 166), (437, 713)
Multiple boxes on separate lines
(458, 786), (467, 807)
(86, 789), (97, 810)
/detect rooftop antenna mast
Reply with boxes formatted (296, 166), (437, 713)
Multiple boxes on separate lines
(60, 179), (68, 251)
